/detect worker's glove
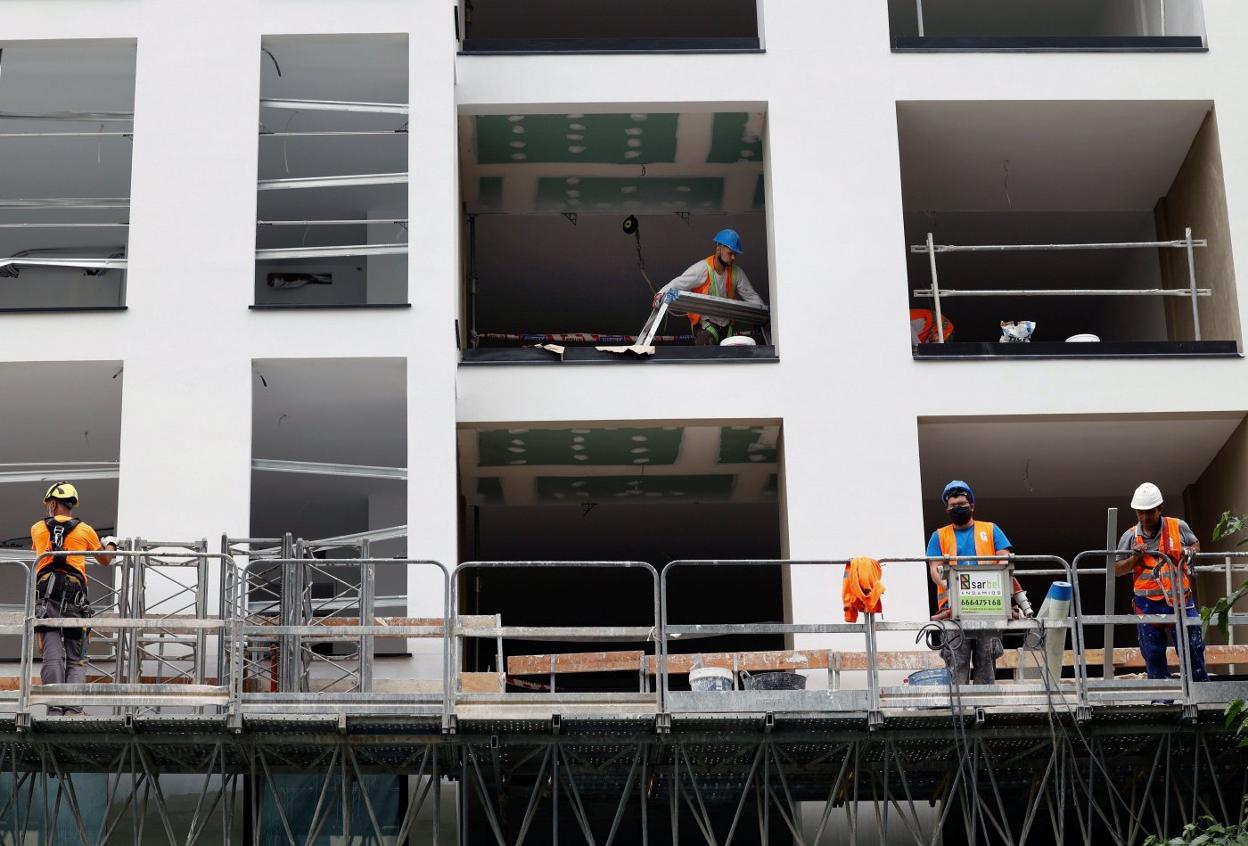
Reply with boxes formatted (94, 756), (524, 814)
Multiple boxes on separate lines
(652, 291), (662, 308)
(1181, 546), (1196, 559)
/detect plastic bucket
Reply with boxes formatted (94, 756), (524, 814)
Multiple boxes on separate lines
(689, 667), (733, 692)
(742, 671), (806, 691)
(905, 668), (952, 686)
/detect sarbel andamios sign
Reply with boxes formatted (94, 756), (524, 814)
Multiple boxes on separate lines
(954, 568), (1008, 617)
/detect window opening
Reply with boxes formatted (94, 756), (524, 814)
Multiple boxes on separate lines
(0, 41), (135, 310)
(255, 35), (409, 307)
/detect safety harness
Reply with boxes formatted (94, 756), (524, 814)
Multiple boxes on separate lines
(35, 518), (92, 636)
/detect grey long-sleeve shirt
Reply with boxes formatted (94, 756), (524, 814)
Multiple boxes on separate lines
(657, 259), (765, 327)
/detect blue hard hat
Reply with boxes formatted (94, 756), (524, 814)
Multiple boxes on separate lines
(712, 229), (743, 254)
(942, 480), (974, 503)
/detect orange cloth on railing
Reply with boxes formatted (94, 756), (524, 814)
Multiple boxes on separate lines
(843, 556), (885, 622)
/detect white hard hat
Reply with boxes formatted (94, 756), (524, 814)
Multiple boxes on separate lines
(1131, 482), (1164, 511)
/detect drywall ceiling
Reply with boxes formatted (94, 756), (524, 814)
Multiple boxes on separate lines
(460, 111), (766, 214)
(458, 423), (779, 507)
(918, 413), (1244, 501)
(251, 358), (406, 468)
(898, 101), (1212, 213)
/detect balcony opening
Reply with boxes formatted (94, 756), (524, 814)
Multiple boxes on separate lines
(250, 358), (407, 655)
(0, 361), (122, 663)
(458, 108), (774, 364)
(918, 412), (1248, 676)
(0, 40), (135, 312)
(459, 0), (761, 54)
(889, 0), (1207, 51)
(254, 35), (408, 309)
(898, 101), (1240, 359)
(457, 422), (784, 689)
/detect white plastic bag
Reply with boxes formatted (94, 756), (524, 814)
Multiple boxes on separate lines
(999, 320), (1036, 343)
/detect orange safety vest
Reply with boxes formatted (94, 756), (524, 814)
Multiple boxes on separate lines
(1132, 517), (1190, 602)
(686, 257), (735, 328)
(935, 521), (999, 611)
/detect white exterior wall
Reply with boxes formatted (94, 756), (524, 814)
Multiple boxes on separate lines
(0, 1), (1245, 657)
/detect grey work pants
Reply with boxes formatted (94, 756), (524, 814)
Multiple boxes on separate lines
(38, 598), (87, 714)
(941, 634), (1003, 685)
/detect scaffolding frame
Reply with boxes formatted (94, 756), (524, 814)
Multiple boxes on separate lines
(1, 548), (1247, 844)
(910, 229), (1210, 342)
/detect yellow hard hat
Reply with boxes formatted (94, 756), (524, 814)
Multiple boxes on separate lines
(43, 482), (79, 507)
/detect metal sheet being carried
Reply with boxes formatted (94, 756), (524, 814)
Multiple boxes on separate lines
(251, 458), (408, 480)
(257, 173), (408, 191)
(666, 290), (770, 324)
(259, 98), (409, 115)
(254, 244), (409, 261)
(0, 198), (129, 210)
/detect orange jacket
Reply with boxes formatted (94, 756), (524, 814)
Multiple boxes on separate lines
(843, 556), (885, 622)
(686, 257), (735, 328)
(910, 308), (954, 344)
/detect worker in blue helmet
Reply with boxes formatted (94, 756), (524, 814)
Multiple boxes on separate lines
(925, 480), (1014, 685)
(654, 229), (767, 345)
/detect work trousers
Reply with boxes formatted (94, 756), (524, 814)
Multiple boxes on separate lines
(37, 598), (87, 715)
(1134, 597), (1209, 681)
(941, 634), (1002, 685)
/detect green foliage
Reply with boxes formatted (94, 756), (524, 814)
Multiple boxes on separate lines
(1144, 802), (1248, 845)
(1213, 511), (1248, 544)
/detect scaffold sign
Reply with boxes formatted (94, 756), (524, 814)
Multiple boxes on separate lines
(950, 564), (1011, 620)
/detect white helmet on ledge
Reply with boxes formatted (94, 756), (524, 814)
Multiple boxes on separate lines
(1131, 482), (1164, 511)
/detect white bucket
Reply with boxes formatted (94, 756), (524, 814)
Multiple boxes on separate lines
(689, 667), (733, 692)
(1066, 333), (1100, 343)
(720, 335), (756, 347)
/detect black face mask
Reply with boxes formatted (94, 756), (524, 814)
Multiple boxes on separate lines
(948, 505), (972, 525)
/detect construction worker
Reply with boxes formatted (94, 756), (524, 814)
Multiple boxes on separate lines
(30, 482), (114, 715)
(654, 229), (766, 345)
(1114, 482), (1208, 682)
(925, 480), (1013, 685)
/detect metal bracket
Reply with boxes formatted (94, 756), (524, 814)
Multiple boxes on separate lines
(125, 714), (136, 734)
(1181, 704), (1199, 724)
(975, 708), (987, 726)
(867, 711), (884, 731)
(654, 713), (672, 735)
(444, 714), (458, 735)
(337, 713), (348, 735)
(763, 713), (775, 734)
(1076, 706), (1093, 724)
(674, 211), (691, 225)
(551, 714), (561, 735)
(14, 712), (30, 733)
(561, 212), (578, 226)
(227, 711), (244, 735)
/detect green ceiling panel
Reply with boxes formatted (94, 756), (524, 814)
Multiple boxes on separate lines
(535, 177), (724, 213)
(478, 427), (683, 467)
(537, 474), (735, 504)
(752, 174), (766, 210)
(476, 477), (504, 505)
(476, 114), (679, 165)
(718, 426), (777, 464)
(477, 176), (503, 212)
(707, 113), (764, 164)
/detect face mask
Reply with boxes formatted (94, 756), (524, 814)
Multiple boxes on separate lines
(949, 505), (972, 525)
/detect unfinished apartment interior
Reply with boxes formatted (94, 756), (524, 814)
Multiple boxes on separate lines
(889, 0), (1207, 49)
(459, 108), (772, 362)
(899, 100), (1240, 355)
(0, 40), (135, 311)
(250, 358), (408, 664)
(919, 412), (1248, 670)
(458, 0), (761, 53)
(457, 422), (783, 689)
(254, 34), (409, 307)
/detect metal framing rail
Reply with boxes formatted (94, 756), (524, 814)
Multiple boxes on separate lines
(910, 229), (1210, 342)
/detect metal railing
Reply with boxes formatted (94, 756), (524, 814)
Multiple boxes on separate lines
(910, 229), (1210, 342)
(4, 548), (1246, 722)
(452, 560), (662, 715)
